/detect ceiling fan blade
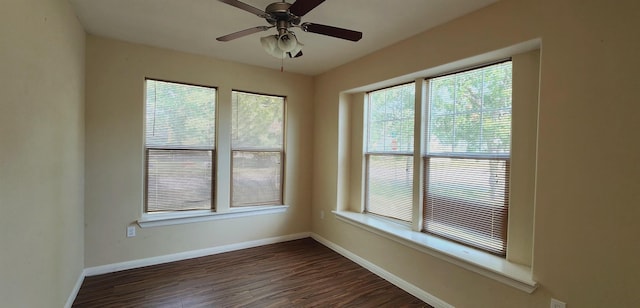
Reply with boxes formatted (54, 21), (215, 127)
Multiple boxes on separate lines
(289, 0), (325, 17)
(218, 0), (267, 18)
(301, 22), (362, 42)
(216, 26), (271, 41)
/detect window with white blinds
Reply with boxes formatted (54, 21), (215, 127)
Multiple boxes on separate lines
(365, 83), (415, 222)
(423, 61), (512, 255)
(144, 79), (216, 212)
(231, 91), (284, 207)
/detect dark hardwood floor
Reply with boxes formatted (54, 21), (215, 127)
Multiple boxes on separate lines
(73, 238), (430, 307)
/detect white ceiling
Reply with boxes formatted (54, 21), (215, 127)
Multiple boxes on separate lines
(69, 0), (498, 76)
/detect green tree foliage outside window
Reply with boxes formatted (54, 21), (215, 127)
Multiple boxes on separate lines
(232, 92), (283, 150)
(428, 62), (512, 155)
(367, 84), (415, 153)
(146, 80), (215, 148)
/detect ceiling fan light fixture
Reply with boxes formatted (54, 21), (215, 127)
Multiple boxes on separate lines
(260, 35), (284, 58)
(277, 31), (298, 52)
(261, 33), (303, 58)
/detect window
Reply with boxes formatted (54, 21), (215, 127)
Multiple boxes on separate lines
(343, 55), (539, 289)
(423, 61), (512, 255)
(231, 91), (284, 207)
(365, 84), (415, 222)
(144, 79), (216, 212)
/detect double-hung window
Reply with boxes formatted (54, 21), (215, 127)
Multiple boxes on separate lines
(365, 84), (415, 222)
(144, 79), (216, 213)
(231, 91), (285, 207)
(423, 61), (512, 255)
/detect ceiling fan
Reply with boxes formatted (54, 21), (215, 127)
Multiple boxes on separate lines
(216, 0), (363, 58)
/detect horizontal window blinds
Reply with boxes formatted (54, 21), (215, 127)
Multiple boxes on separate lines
(146, 149), (213, 211)
(365, 83), (415, 222)
(232, 151), (282, 206)
(423, 61), (512, 255)
(145, 80), (215, 148)
(423, 157), (509, 254)
(427, 62), (512, 156)
(366, 154), (413, 221)
(231, 91), (284, 207)
(144, 79), (216, 212)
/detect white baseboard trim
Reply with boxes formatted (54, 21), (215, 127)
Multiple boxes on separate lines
(84, 232), (310, 277)
(310, 233), (454, 308)
(64, 268), (87, 308)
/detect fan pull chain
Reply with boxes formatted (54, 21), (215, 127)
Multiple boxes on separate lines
(281, 55), (284, 72)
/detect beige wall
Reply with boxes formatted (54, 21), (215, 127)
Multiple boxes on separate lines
(312, 0), (640, 307)
(84, 36), (314, 267)
(0, 0), (86, 307)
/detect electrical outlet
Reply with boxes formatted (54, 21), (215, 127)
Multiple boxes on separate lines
(127, 226), (136, 238)
(551, 298), (566, 308)
(320, 210), (325, 219)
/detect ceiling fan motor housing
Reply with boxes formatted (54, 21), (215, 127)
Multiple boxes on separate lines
(265, 1), (301, 35)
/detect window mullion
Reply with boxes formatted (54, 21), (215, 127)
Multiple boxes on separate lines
(413, 78), (427, 231)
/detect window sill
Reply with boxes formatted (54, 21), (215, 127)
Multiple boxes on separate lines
(138, 205), (289, 228)
(333, 210), (537, 293)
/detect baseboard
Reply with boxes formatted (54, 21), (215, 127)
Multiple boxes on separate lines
(310, 233), (454, 308)
(84, 232), (310, 277)
(64, 268), (86, 308)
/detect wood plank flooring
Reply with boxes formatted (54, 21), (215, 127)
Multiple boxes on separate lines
(73, 238), (430, 307)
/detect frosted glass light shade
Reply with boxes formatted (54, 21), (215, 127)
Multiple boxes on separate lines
(277, 33), (297, 52)
(261, 33), (302, 58)
(260, 35), (284, 58)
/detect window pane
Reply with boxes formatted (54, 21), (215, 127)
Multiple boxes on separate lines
(232, 91), (284, 149)
(430, 76), (455, 115)
(482, 109), (511, 153)
(427, 62), (512, 155)
(424, 157), (509, 255)
(146, 149), (213, 212)
(366, 155), (413, 222)
(232, 151), (282, 206)
(367, 84), (415, 153)
(145, 80), (215, 148)
(455, 70), (483, 113)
